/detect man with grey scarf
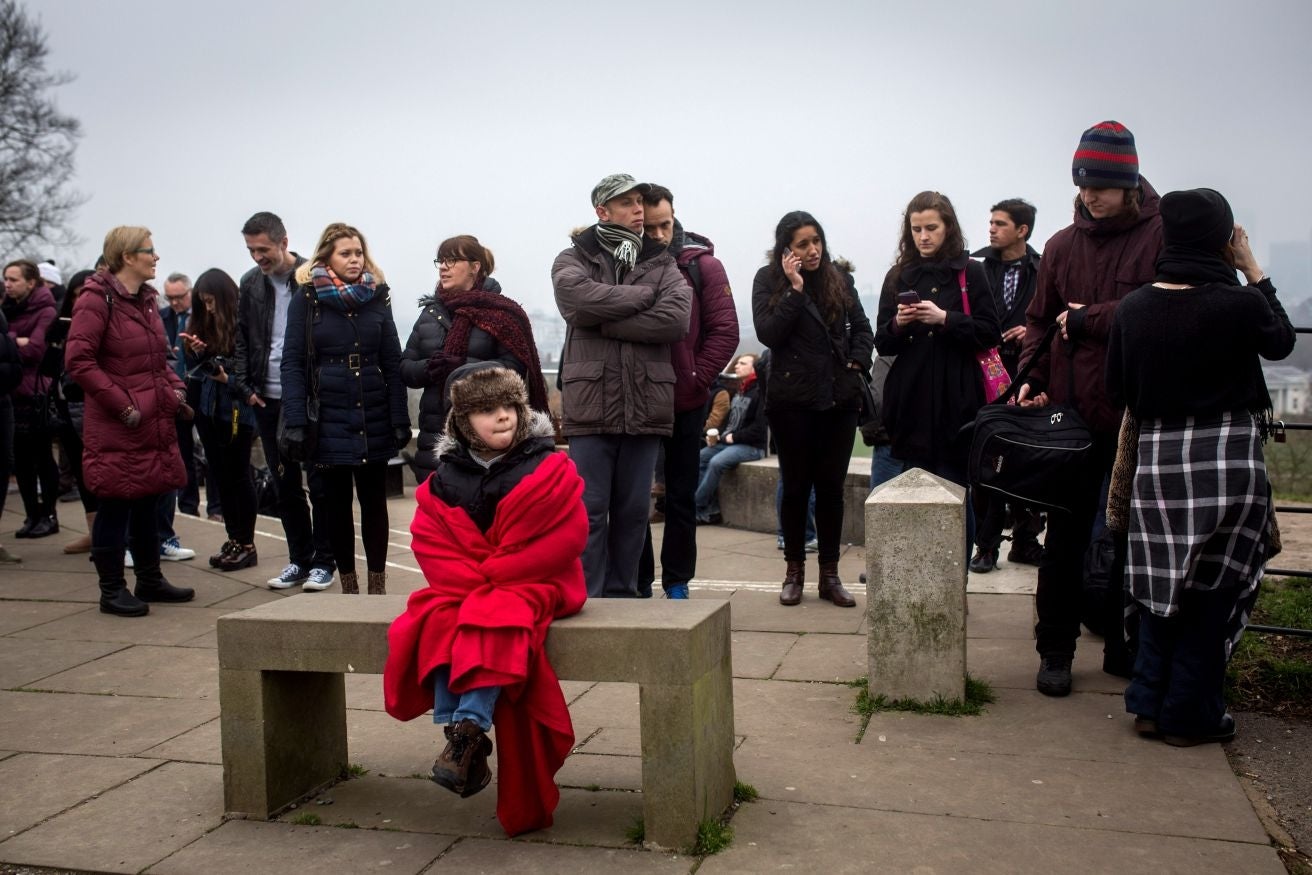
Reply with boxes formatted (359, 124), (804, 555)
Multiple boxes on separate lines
(552, 174), (692, 598)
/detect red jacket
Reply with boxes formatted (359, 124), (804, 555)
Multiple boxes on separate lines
(1020, 179), (1163, 435)
(384, 451), (588, 836)
(671, 229), (740, 413)
(5, 285), (57, 399)
(65, 272), (186, 499)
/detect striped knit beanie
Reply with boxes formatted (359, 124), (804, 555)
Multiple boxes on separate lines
(1072, 121), (1139, 189)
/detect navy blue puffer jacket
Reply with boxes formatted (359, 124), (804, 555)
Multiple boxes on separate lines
(280, 285), (408, 466)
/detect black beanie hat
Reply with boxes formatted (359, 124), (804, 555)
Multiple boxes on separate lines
(1072, 121), (1139, 189)
(444, 362), (531, 452)
(1160, 188), (1234, 253)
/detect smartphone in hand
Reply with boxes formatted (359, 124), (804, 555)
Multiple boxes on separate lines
(897, 290), (921, 306)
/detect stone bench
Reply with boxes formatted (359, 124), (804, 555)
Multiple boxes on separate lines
(217, 595), (735, 850)
(717, 456), (872, 543)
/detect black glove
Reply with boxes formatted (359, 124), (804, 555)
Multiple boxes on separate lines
(279, 426), (307, 463)
(395, 426), (412, 452)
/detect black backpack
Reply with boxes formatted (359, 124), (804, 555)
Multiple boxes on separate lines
(967, 324), (1096, 514)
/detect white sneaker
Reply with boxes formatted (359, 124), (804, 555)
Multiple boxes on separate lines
(302, 567), (334, 592)
(161, 538), (196, 561)
(125, 551), (134, 568)
(267, 563), (309, 589)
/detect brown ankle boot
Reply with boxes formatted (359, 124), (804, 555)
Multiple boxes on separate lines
(340, 572), (359, 594)
(367, 571), (386, 595)
(430, 718), (493, 797)
(818, 561), (856, 607)
(779, 560), (804, 606)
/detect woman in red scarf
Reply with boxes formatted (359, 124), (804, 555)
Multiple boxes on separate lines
(384, 364), (587, 836)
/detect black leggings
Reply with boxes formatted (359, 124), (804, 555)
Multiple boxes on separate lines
(769, 408), (859, 563)
(93, 493), (159, 557)
(13, 412), (59, 519)
(311, 463), (389, 575)
(57, 422), (98, 514)
(195, 415), (257, 544)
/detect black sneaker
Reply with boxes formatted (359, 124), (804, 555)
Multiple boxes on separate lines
(1163, 713), (1236, 747)
(968, 547), (998, 574)
(1036, 657), (1073, 697)
(1007, 540), (1045, 566)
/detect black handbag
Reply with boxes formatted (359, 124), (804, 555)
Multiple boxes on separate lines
(800, 297), (876, 425)
(967, 324), (1096, 515)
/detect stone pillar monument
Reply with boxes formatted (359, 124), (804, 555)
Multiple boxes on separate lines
(865, 468), (967, 701)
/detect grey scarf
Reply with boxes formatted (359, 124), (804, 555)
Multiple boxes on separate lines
(593, 222), (642, 277)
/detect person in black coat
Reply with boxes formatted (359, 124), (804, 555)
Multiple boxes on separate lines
(398, 235), (547, 484)
(280, 223), (409, 596)
(753, 211), (874, 609)
(875, 192), (1001, 493)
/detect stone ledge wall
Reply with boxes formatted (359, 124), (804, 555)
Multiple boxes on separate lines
(718, 457), (872, 543)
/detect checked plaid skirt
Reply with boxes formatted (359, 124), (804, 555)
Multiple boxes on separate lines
(1127, 411), (1269, 654)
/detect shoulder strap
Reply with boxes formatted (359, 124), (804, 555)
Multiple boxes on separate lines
(957, 268), (970, 314)
(685, 257), (704, 299)
(799, 295), (852, 368)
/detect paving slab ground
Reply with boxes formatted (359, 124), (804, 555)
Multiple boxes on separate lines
(0, 497), (1288, 872)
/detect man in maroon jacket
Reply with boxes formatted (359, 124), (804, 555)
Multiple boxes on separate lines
(1016, 121), (1164, 697)
(636, 184), (739, 599)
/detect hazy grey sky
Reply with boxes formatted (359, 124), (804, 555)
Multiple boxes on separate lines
(32, 0), (1312, 343)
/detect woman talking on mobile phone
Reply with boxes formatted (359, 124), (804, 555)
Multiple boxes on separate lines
(874, 191), (1000, 518)
(752, 211), (873, 608)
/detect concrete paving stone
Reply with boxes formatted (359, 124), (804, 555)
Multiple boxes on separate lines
(731, 735), (1270, 844)
(137, 568), (257, 608)
(967, 561), (1038, 595)
(577, 727), (640, 756)
(728, 631), (797, 679)
(773, 632), (865, 683)
(859, 685), (1223, 769)
(0, 752), (160, 839)
(560, 680), (595, 704)
(139, 717), (221, 764)
(0, 637), (127, 689)
(204, 586), (289, 611)
(699, 799), (1283, 875)
(726, 590), (865, 634)
(430, 837), (689, 873)
(965, 592), (1036, 639)
(37, 644), (219, 700)
(146, 820), (455, 875)
(175, 629), (217, 649)
(10, 605), (234, 646)
(0, 690), (218, 756)
(0, 571), (98, 602)
(731, 678), (863, 745)
(346, 672), (387, 711)
(345, 708), (449, 778)
(556, 752), (642, 792)
(0, 762), (224, 874)
(567, 682), (640, 730)
(968, 635), (1128, 695)
(0, 600), (94, 634)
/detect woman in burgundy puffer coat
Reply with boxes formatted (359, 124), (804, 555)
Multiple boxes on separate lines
(66, 227), (195, 617)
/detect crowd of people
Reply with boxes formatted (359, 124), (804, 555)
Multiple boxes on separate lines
(1, 118), (1293, 831)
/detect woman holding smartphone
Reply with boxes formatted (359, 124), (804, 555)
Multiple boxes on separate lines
(875, 191), (1001, 502)
(179, 268), (259, 572)
(753, 211), (873, 608)
(279, 223), (410, 596)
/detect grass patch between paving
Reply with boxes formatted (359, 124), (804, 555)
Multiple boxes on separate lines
(1227, 576), (1312, 720)
(733, 780), (759, 803)
(290, 812), (322, 826)
(853, 674), (996, 720)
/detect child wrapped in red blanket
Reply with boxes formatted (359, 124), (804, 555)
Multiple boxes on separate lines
(383, 363), (587, 835)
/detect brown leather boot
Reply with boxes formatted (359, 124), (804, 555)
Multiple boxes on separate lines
(779, 560), (804, 606)
(367, 571), (386, 595)
(818, 561), (856, 607)
(430, 718), (493, 797)
(339, 572), (359, 594)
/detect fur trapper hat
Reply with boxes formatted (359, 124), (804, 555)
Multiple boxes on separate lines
(444, 362), (532, 452)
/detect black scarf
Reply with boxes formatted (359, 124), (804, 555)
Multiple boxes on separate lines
(1154, 246), (1238, 287)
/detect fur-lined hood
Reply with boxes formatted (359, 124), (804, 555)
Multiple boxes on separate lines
(435, 409), (555, 457)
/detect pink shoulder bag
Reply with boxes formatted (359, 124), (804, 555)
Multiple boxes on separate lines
(958, 268), (1011, 403)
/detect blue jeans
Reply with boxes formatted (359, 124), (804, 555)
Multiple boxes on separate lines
(868, 446), (905, 492)
(695, 442), (762, 518)
(431, 665), (500, 732)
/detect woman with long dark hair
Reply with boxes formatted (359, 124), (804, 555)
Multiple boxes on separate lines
(874, 191), (1001, 554)
(280, 223), (409, 596)
(179, 268), (259, 571)
(1108, 189), (1294, 746)
(4, 259), (60, 538)
(45, 269), (100, 553)
(65, 227), (194, 616)
(399, 235), (548, 484)
(753, 211), (873, 607)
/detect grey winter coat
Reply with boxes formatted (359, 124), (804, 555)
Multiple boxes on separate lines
(551, 227), (691, 437)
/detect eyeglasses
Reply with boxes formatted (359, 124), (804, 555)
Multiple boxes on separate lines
(433, 256), (468, 269)
(132, 248), (157, 256)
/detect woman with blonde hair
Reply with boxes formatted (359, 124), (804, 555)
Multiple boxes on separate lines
(65, 226), (194, 616)
(279, 223), (409, 595)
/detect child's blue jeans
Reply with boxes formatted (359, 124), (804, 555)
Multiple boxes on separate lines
(431, 665), (500, 732)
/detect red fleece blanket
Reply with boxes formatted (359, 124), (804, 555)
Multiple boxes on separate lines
(383, 451), (587, 835)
